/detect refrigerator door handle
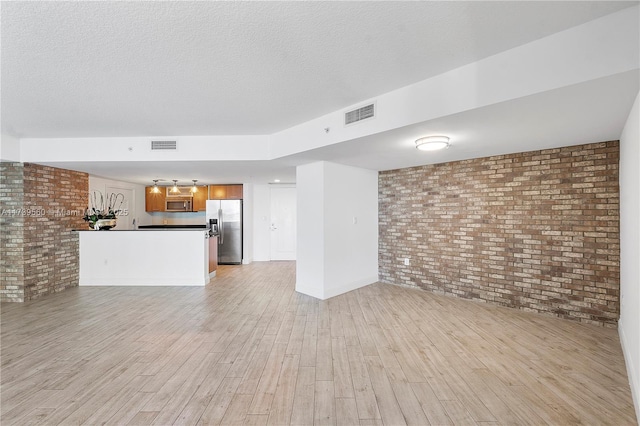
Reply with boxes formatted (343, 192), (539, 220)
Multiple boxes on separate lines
(218, 208), (224, 244)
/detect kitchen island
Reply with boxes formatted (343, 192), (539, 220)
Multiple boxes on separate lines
(78, 229), (215, 286)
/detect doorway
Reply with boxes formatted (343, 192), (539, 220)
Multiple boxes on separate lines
(270, 185), (296, 260)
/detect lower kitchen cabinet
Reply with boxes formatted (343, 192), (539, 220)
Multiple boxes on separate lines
(209, 235), (218, 274)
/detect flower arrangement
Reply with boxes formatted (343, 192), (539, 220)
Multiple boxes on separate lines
(83, 191), (124, 229)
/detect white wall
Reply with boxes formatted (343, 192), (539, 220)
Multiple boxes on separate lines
(22, 135), (269, 163)
(296, 161), (378, 299)
(296, 162), (327, 299)
(89, 175), (152, 227)
(242, 183), (254, 264)
(323, 162), (379, 298)
(620, 89), (640, 419)
(0, 133), (21, 162)
(79, 230), (209, 286)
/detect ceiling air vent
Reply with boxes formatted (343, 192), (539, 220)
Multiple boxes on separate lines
(151, 140), (177, 150)
(345, 103), (375, 125)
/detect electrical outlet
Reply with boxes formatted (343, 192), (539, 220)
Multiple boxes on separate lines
(404, 258), (410, 266)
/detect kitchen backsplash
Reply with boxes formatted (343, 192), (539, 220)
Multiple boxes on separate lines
(149, 211), (206, 226)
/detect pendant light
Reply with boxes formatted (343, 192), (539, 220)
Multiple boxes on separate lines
(151, 179), (161, 194)
(170, 180), (180, 193)
(191, 180), (198, 193)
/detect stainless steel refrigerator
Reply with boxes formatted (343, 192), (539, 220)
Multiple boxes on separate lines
(206, 200), (243, 264)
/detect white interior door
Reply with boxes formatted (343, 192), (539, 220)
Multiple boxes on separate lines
(270, 186), (296, 260)
(106, 186), (134, 230)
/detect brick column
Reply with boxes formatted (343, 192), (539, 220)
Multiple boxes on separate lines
(0, 162), (88, 302)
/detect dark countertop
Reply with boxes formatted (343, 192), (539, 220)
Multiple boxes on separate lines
(138, 225), (207, 229)
(74, 227), (209, 232)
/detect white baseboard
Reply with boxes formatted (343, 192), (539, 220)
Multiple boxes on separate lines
(296, 276), (377, 300)
(295, 284), (324, 300)
(619, 319), (640, 421)
(323, 276), (378, 300)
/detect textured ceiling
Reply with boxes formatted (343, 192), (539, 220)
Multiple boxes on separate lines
(2, 1), (635, 138)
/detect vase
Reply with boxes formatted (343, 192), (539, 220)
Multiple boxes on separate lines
(90, 219), (117, 230)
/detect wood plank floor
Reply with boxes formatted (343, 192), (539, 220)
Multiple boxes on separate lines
(1, 262), (636, 425)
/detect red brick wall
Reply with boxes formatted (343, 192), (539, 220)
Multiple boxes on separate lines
(0, 162), (25, 302)
(0, 163), (88, 302)
(379, 141), (620, 326)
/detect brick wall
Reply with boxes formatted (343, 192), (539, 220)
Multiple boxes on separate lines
(0, 162), (88, 302)
(0, 162), (25, 302)
(379, 141), (620, 326)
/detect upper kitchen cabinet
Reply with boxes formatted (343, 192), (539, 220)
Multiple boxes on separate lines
(226, 184), (243, 199)
(209, 185), (227, 200)
(209, 184), (243, 200)
(145, 187), (166, 212)
(192, 186), (208, 211)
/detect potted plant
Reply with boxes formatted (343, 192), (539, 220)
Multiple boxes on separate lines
(83, 191), (124, 230)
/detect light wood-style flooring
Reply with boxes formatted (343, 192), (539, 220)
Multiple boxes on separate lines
(1, 262), (636, 425)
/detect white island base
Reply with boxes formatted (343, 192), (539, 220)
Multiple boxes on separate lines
(79, 230), (210, 286)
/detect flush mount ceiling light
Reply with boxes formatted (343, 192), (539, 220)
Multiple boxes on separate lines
(191, 180), (198, 193)
(170, 180), (180, 193)
(151, 179), (161, 194)
(415, 136), (450, 151)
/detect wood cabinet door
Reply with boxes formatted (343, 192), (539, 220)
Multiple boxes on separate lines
(209, 185), (227, 200)
(145, 187), (166, 212)
(208, 184), (243, 200)
(225, 184), (243, 199)
(208, 236), (218, 273)
(192, 186), (208, 211)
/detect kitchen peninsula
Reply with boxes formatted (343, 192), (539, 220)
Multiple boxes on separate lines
(78, 228), (216, 286)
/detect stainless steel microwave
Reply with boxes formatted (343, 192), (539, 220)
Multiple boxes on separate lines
(165, 198), (192, 212)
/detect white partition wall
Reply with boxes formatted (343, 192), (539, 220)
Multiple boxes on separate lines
(296, 161), (378, 300)
(620, 90), (640, 419)
(79, 230), (210, 286)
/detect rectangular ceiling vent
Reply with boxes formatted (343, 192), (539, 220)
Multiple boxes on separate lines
(151, 140), (177, 150)
(345, 103), (375, 126)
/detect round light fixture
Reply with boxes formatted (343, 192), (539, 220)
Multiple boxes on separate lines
(415, 136), (450, 151)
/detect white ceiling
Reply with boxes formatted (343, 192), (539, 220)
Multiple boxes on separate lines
(1, 1), (638, 184)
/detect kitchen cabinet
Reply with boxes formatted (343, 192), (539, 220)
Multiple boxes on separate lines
(226, 184), (243, 199)
(208, 235), (218, 274)
(208, 184), (243, 200)
(209, 185), (227, 200)
(145, 187), (166, 212)
(192, 186), (208, 211)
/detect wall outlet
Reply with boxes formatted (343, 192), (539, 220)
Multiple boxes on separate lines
(163, 219), (168, 224)
(353, 216), (358, 225)
(404, 258), (410, 266)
